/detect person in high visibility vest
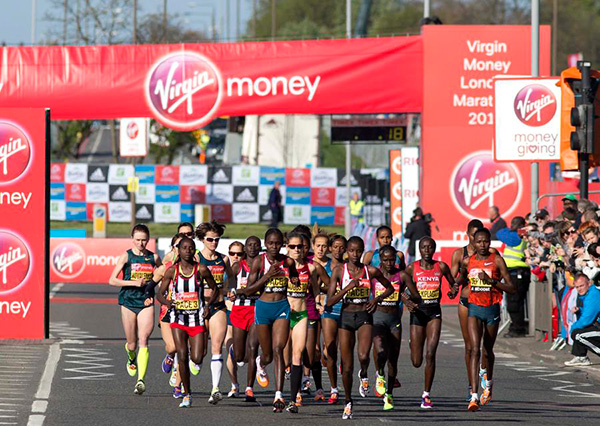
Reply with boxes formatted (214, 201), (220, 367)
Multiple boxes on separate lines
(349, 192), (365, 225)
(496, 216), (531, 337)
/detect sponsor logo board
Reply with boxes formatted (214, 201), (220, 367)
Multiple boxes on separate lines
(232, 203), (259, 223)
(179, 165), (208, 185)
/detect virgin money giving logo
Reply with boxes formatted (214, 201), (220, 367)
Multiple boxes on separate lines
(514, 84), (557, 127)
(51, 242), (86, 279)
(0, 122), (32, 184)
(127, 121), (139, 139)
(0, 231), (31, 294)
(450, 151), (522, 220)
(146, 52), (223, 131)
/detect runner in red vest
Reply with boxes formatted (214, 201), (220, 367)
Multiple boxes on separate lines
(459, 228), (515, 411)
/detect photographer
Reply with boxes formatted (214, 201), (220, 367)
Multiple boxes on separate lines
(404, 207), (431, 264)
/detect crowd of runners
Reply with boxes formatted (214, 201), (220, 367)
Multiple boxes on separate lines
(109, 218), (516, 419)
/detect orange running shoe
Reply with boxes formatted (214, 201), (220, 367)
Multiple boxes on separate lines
(467, 399), (480, 412)
(245, 388), (256, 403)
(256, 356), (269, 388)
(328, 391), (339, 404)
(315, 389), (325, 402)
(296, 393), (303, 406)
(481, 388), (492, 405)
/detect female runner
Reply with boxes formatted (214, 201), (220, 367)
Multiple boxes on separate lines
(156, 236), (220, 408)
(109, 224), (161, 396)
(327, 236), (394, 420)
(225, 241), (245, 398)
(195, 221), (236, 404)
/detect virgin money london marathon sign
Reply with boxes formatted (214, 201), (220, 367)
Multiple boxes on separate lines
(0, 108), (48, 339)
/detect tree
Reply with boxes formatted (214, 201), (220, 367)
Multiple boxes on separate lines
(52, 120), (94, 161)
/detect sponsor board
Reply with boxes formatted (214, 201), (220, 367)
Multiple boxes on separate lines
(258, 185), (286, 205)
(86, 202), (108, 221)
(109, 184), (131, 202)
(180, 204), (194, 223)
(211, 204), (232, 223)
(389, 149), (402, 236)
(400, 147), (419, 233)
(259, 166), (285, 185)
(49, 238), (157, 283)
(259, 205), (273, 223)
(234, 186), (258, 203)
(135, 204), (154, 221)
(120, 117), (149, 157)
(286, 186), (311, 205)
(155, 202), (180, 223)
(284, 205), (311, 224)
(66, 202), (87, 221)
(494, 78), (561, 161)
(155, 165), (180, 185)
(310, 187), (335, 206)
(179, 165), (208, 185)
(86, 183), (109, 203)
(50, 163), (65, 182)
(311, 206), (335, 226)
(135, 164), (156, 184)
(337, 169), (360, 186)
(207, 184), (234, 204)
(51, 200), (66, 221)
(208, 166), (232, 184)
(65, 163), (87, 183)
(50, 183), (65, 200)
(65, 183), (86, 202)
(180, 185), (206, 204)
(87, 165), (109, 182)
(232, 165), (260, 186)
(335, 186), (362, 207)
(108, 202), (131, 222)
(108, 164), (134, 185)
(155, 184), (180, 203)
(285, 168), (310, 187)
(232, 203), (260, 223)
(310, 168), (337, 188)
(334, 206), (346, 225)
(136, 184), (156, 204)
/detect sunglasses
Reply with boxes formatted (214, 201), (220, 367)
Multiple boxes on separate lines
(182, 232), (194, 237)
(205, 237), (220, 243)
(287, 244), (304, 250)
(229, 251), (243, 257)
(565, 229), (577, 236)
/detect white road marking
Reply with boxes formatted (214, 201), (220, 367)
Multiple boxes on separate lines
(27, 415), (44, 426)
(49, 283), (64, 299)
(26, 343), (61, 426)
(31, 401), (47, 414)
(62, 347), (114, 380)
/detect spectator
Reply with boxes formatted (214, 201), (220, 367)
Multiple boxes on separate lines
(404, 207), (431, 263)
(268, 180), (282, 227)
(488, 205), (507, 240)
(534, 209), (550, 227)
(562, 194), (578, 212)
(349, 192), (365, 227)
(497, 216), (530, 337)
(564, 274), (600, 366)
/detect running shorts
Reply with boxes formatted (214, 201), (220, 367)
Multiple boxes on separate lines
(410, 305), (442, 327)
(207, 300), (227, 319)
(230, 305), (255, 331)
(122, 304), (151, 316)
(170, 323), (205, 337)
(468, 303), (501, 326)
(340, 310), (372, 332)
(322, 300), (342, 324)
(373, 310), (402, 333)
(459, 296), (469, 308)
(255, 298), (291, 326)
(290, 310), (308, 329)
(308, 318), (320, 329)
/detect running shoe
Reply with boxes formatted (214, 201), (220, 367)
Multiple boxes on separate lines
(285, 366), (291, 381)
(209, 387), (223, 405)
(162, 354), (174, 374)
(479, 370), (488, 390)
(245, 388), (256, 402)
(375, 375), (386, 397)
(273, 397), (286, 413)
(302, 378), (311, 394)
(296, 393), (303, 406)
(383, 394), (394, 411)
(127, 357), (137, 377)
(133, 380), (145, 395)
(315, 389), (325, 402)
(173, 385), (184, 399)
(342, 401), (353, 420)
(189, 360), (201, 376)
(179, 394), (191, 408)
(480, 388), (492, 405)
(285, 402), (299, 413)
(467, 398), (479, 412)
(421, 395), (433, 409)
(256, 356), (269, 388)
(237, 361), (245, 367)
(358, 371), (369, 397)
(169, 366), (178, 387)
(328, 391), (339, 405)
(228, 385), (239, 398)
(465, 386), (473, 402)
(564, 356), (592, 366)
(393, 378), (401, 388)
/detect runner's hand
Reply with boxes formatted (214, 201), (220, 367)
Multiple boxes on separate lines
(366, 299), (377, 313)
(134, 278), (145, 288)
(265, 265), (281, 278)
(143, 297), (154, 306)
(346, 279), (359, 290)
(202, 308), (210, 319)
(447, 287), (459, 299)
(478, 271), (491, 282)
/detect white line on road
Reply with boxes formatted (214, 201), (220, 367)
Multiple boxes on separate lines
(49, 283), (64, 299)
(28, 343), (61, 426)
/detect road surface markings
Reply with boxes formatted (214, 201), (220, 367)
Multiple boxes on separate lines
(62, 347), (115, 380)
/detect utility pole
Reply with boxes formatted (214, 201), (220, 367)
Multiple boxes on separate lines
(551, 0), (558, 76)
(31, 0), (37, 45)
(236, 0), (240, 41)
(163, 0), (167, 43)
(63, 0), (68, 44)
(226, 0), (230, 41)
(424, 0), (430, 18)
(253, 0), (257, 38)
(271, 0), (276, 40)
(132, 0), (137, 44)
(344, 0), (352, 238)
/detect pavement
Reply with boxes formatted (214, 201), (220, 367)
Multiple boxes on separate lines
(1, 283), (600, 425)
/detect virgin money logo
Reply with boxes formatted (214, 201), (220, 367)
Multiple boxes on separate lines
(0, 231), (31, 294)
(146, 52), (223, 131)
(0, 123), (31, 183)
(126, 121), (139, 139)
(51, 242), (85, 279)
(514, 84), (557, 127)
(450, 151), (522, 220)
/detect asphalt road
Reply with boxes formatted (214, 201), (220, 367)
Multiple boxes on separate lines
(2, 283), (600, 426)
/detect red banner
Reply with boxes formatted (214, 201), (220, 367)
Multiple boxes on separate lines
(0, 108), (48, 339)
(421, 26), (551, 240)
(0, 38), (423, 131)
(389, 150), (402, 237)
(49, 238), (156, 284)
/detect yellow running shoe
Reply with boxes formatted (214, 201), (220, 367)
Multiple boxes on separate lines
(375, 375), (386, 397)
(383, 394), (394, 411)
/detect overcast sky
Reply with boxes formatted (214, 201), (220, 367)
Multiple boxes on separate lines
(0, 0), (253, 45)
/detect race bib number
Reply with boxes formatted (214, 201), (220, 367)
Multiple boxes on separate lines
(375, 281), (400, 302)
(131, 263), (154, 280)
(174, 292), (200, 311)
(468, 268), (492, 293)
(345, 279), (371, 301)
